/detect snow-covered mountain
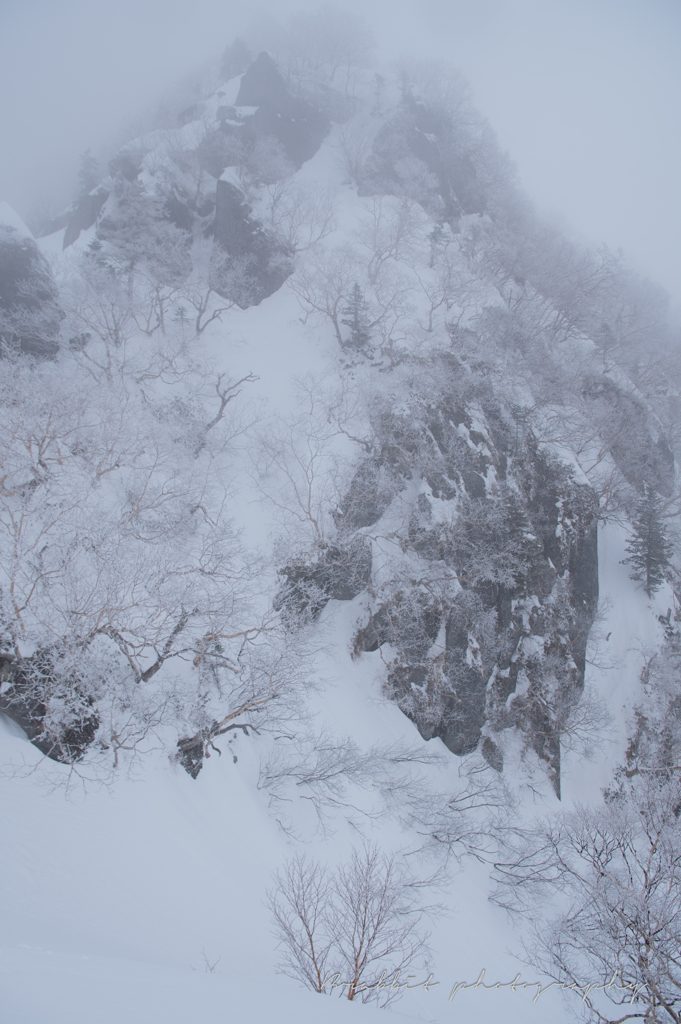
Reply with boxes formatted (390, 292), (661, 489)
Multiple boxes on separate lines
(2, 22), (680, 1024)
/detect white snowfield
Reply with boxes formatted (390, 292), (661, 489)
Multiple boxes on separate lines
(0, 708), (568, 1024)
(0, 524), (666, 1024)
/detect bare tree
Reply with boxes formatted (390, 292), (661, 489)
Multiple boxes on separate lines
(253, 375), (344, 549)
(61, 255), (136, 353)
(174, 632), (314, 778)
(492, 777), (681, 1024)
(259, 731), (442, 834)
(353, 196), (423, 285)
(262, 180), (337, 254)
(267, 846), (432, 1005)
(331, 846), (431, 1001)
(406, 225), (472, 333)
(334, 118), (378, 185)
(0, 323), (274, 781)
(161, 116), (216, 206)
(290, 246), (360, 346)
(175, 240), (239, 335)
(369, 264), (415, 364)
(267, 855), (336, 993)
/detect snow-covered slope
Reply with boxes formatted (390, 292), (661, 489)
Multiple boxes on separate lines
(2, 36), (679, 1024)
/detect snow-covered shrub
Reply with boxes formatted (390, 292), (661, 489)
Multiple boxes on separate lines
(0, 333), (289, 778)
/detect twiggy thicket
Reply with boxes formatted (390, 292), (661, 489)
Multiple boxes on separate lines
(493, 777), (681, 1024)
(489, 611), (681, 1024)
(267, 847), (432, 1004)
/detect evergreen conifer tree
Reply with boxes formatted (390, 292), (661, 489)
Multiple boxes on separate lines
(621, 484), (673, 597)
(172, 304), (190, 327)
(341, 283), (371, 350)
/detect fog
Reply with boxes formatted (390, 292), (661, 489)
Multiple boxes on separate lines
(1, 0), (679, 302)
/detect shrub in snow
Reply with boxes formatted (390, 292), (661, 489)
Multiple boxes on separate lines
(267, 846), (432, 1005)
(493, 776), (681, 1024)
(0, 334), (299, 779)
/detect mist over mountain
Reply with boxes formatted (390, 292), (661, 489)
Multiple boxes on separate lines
(1, 0), (680, 303)
(2, 11), (681, 1024)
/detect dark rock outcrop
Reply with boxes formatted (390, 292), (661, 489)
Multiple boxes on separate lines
(361, 96), (484, 226)
(275, 541), (372, 622)
(0, 226), (61, 357)
(177, 102), (205, 127)
(482, 736), (503, 772)
(235, 50), (287, 106)
(213, 179), (293, 307)
(63, 188), (110, 248)
(235, 52), (329, 169)
(583, 376), (676, 497)
(163, 189), (195, 232)
(335, 459), (402, 531)
(0, 652), (99, 763)
(36, 207), (73, 238)
(201, 53), (330, 182)
(347, 377), (599, 795)
(176, 733), (205, 779)
(108, 151), (142, 182)
(176, 717), (259, 779)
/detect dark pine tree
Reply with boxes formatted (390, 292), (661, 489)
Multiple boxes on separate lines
(621, 484), (673, 597)
(341, 283), (372, 351)
(220, 38), (252, 83)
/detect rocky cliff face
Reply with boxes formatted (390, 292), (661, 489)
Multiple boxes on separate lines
(360, 96), (484, 227)
(277, 355), (600, 796)
(62, 188), (110, 249)
(212, 180), (293, 306)
(583, 375), (676, 497)
(199, 53), (331, 180)
(233, 52), (330, 168)
(53, 51), (333, 310)
(0, 223), (61, 357)
(0, 650), (99, 763)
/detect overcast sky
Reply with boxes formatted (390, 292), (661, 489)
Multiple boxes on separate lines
(1, 0), (679, 304)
